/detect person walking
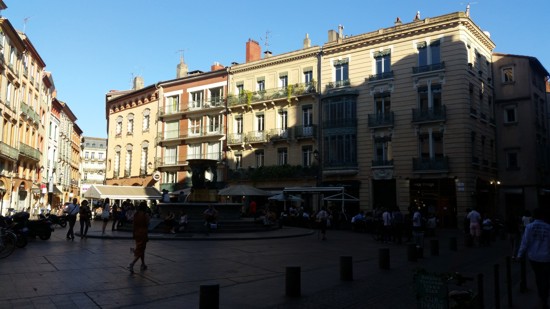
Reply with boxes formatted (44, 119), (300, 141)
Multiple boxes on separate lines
(101, 198), (111, 235)
(516, 207), (550, 309)
(412, 208), (424, 249)
(316, 206), (330, 241)
(127, 201), (151, 273)
(467, 207), (482, 247)
(65, 198), (79, 240)
(79, 200), (92, 238)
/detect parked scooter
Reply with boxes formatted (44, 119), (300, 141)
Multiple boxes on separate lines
(11, 212), (54, 240)
(0, 215), (28, 248)
(40, 213), (67, 228)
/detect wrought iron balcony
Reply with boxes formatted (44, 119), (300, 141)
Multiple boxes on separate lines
(268, 128), (291, 142)
(372, 159), (394, 167)
(227, 133), (244, 145)
(368, 71), (394, 82)
(0, 141), (19, 161)
(245, 131), (268, 143)
(326, 79), (350, 89)
(323, 118), (357, 129)
(159, 105), (184, 117)
(155, 157), (188, 168)
(19, 142), (41, 162)
(294, 125), (317, 139)
(411, 105), (446, 123)
(412, 62), (445, 74)
(412, 156), (449, 171)
(187, 152), (222, 161)
(227, 82), (317, 107)
(368, 112), (394, 128)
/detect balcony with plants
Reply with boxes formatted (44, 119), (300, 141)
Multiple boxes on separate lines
(227, 82), (316, 107)
(227, 133), (244, 145)
(245, 131), (268, 143)
(326, 79), (351, 90)
(0, 141), (19, 161)
(19, 142), (41, 162)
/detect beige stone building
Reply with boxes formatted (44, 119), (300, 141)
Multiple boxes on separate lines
(80, 136), (107, 199)
(492, 53), (550, 217)
(226, 39), (320, 190)
(318, 12), (497, 224)
(105, 77), (159, 187)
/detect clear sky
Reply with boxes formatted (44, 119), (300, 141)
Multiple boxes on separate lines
(5, 0), (549, 138)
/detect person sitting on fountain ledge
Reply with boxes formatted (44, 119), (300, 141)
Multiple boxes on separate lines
(203, 205), (219, 234)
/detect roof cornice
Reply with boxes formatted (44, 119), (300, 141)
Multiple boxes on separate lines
(229, 46), (320, 74)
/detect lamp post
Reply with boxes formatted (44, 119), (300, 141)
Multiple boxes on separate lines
(490, 180), (500, 216)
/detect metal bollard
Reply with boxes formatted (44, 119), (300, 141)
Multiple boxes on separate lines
(449, 236), (457, 251)
(430, 239), (439, 256)
(285, 266), (301, 297)
(506, 257), (513, 307)
(494, 264), (500, 309)
(520, 257), (527, 293)
(407, 243), (417, 262)
(379, 248), (390, 269)
(199, 284), (219, 309)
(340, 256), (353, 281)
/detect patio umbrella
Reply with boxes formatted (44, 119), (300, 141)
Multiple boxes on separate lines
(268, 193), (303, 202)
(218, 184), (271, 196)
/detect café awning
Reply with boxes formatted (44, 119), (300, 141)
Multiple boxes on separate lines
(83, 185), (162, 200)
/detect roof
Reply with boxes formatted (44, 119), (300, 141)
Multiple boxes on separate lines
(83, 185), (162, 200)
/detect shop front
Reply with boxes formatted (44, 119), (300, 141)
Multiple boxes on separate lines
(409, 178), (457, 228)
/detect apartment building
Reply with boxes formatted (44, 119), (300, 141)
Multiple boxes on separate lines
(55, 100), (81, 204)
(46, 97), (62, 207)
(492, 53), (550, 218)
(226, 39), (320, 189)
(105, 76), (158, 187)
(156, 60), (228, 195)
(80, 136), (106, 199)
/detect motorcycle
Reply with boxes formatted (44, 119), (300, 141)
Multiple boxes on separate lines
(11, 212), (54, 240)
(40, 213), (67, 228)
(0, 215), (28, 248)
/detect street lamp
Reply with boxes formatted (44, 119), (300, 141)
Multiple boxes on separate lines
(490, 180), (500, 215)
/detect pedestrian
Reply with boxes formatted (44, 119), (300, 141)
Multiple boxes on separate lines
(101, 198), (111, 235)
(391, 207), (404, 244)
(516, 207), (550, 309)
(79, 200), (92, 238)
(203, 204), (219, 235)
(505, 211), (521, 257)
(467, 207), (482, 247)
(412, 208), (424, 249)
(249, 200), (257, 221)
(382, 208), (392, 242)
(316, 206), (330, 240)
(111, 203), (120, 231)
(127, 201), (151, 273)
(64, 198), (79, 240)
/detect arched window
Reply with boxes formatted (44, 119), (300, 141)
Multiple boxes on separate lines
(127, 113), (134, 135)
(115, 116), (123, 136)
(142, 109), (150, 132)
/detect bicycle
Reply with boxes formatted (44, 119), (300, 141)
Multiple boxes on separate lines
(0, 227), (17, 259)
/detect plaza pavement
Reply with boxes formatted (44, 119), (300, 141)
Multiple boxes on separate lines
(0, 221), (541, 308)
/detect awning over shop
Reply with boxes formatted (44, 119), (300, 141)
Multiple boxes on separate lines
(52, 185), (62, 195)
(83, 185), (162, 200)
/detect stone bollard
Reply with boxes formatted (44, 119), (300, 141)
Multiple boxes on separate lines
(340, 256), (353, 281)
(430, 239), (439, 256)
(407, 243), (417, 262)
(199, 284), (219, 309)
(449, 236), (457, 251)
(286, 266), (301, 297)
(379, 248), (390, 269)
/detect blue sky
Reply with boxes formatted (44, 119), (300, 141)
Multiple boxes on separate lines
(5, 1), (549, 138)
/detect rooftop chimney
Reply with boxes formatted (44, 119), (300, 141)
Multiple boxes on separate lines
(246, 39), (261, 63)
(177, 55), (188, 78)
(264, 50), (272, 58)
(133, 76), (144, 90)
(328, 29), (338, 43)
(303, 33), (311, 48)
(211, 62), (225, 71)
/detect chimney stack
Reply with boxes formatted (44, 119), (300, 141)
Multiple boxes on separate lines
(211, 62), (224, 71)
(264, 50), (272, 58)
(133, 76), (144, 90)
(328, 29), (338, 43)
(303, 33), (311, 48)
(246, 39), (261, 63)
(177, 56), (188, 78)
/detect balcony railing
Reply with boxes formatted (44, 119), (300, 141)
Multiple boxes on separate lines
(158, 127), (225, 143)
(412, 62), (445, 74)
(411, 105), (446, 123)
(227, 82), (316, 107)
(268, 128), (291, 142)
(245, 131), (268, 143)
(0, 141), (19, 161)
(155, 157), (188, 167)
(323, 118), (358, 129)
(372, 159), (394, 167)
(187, 152), (222, 161)
(326, 79), (350, 89)
(368, 112), (394, 128)
(294, 125), (317, 139)
(19, 142), (41, 161)
(188, 97), (224, 111)
(20, 102), (40, 124)
(159, 105), (184, 117)
(227, 133), (244, 145)
(412, 156), (449, 171)
(368, 71), (394, 82)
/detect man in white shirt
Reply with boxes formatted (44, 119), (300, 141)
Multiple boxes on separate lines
(65, 198), (80, 240)
(467, 208), (482, 246)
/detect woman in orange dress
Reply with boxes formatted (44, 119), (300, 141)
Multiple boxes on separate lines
(127, 201), (150, 273)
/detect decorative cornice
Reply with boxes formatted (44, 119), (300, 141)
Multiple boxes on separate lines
(229, 47), (320, 74)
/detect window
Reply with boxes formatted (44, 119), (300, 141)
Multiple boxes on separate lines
(115, 116), (123, 136)
(163, 171), (177, 184)
(190, 91), (203, 109)
(304, 71), (313, 84)
(504, 106), (517, 123)
(91, 152), (95, 160)
(302, 146), (313, 167)
(417, 41), (440, 66)
(279, 110), (288, 130)
(419, 132), (443, 160)
(98, 153), (103, 160)
(257, 79), (265, 91)
(140, 142), (149, 175)
(143, 109), (150, 131)
(85, 152), (89, 159)
(301, 105), (314, 136)
(188, 144), (201, 160)
(279, 75), (288, 89)
(334, 59), (349, 86)
(207, 142), (220, 160)
(278, 148), (288, 165)
(190, 118), (201, 135)
(114, 147), (121, 177)
(235, 117), (243, 134)
(125, 145), (133, 176)
(208, 115), (221, 133)
(507, 152), (519, 169)
(374, 50), (391, 74)
(236, 84), (244, 96)
(502, 67), (514, 83)
(255, 150), (264, 168)
(165, 95), (179, 113)
(374, 93), (391, 117)
(127, 114), (134, 134)
(323, 134), (357, 167)
(418, 85), (442, 111)
(256, 114), (264, 132)
(164, 146), (177, 165)
(235, 154), (242, 169)
(209, 87), (223, 105)
(374, 136), (392, 164)
(164, 120), (179, 139)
